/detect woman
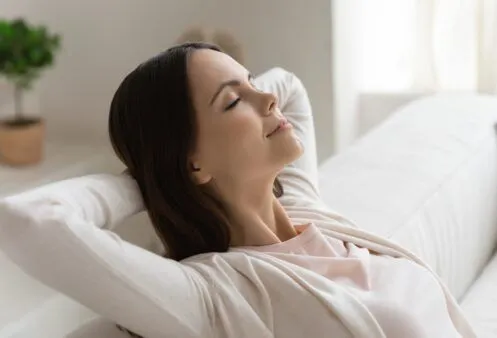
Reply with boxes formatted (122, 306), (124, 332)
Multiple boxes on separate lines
(0, 43), (476, 338)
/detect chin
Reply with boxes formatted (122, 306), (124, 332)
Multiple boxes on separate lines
(275, 133), (305, 166)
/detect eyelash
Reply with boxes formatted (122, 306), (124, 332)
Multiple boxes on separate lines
(224, 77), (257, 111)
(225, 98), (241, 111)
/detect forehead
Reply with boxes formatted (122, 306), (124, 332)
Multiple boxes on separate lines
(187, 49), (245, 99)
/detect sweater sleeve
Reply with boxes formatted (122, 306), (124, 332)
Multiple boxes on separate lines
(254, 68), (321, 205)
(0, 174), (213, 338)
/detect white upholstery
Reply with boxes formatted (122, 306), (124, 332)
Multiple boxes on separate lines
(461, 253), (497, 337)
(2, 94), (497, 337)
(319, 94), (497, 300)
(66, 318), (129, 338)
(0, 294), (97, 338)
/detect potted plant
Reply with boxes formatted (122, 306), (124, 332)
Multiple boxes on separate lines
(0, 18), (60, 166)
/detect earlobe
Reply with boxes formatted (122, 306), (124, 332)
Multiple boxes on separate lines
(191, 164), (201, 172)
(192, 170), (212, 185)
(190, 162), (212, 185)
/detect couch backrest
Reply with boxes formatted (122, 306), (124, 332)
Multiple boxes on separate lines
(318, 94), (497, 300)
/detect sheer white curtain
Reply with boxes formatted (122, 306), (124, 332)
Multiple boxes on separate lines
(357, 0), (497, 94)
(332, 0), (497, 152)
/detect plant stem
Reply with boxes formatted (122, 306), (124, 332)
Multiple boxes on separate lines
(14, 84), (23, 122)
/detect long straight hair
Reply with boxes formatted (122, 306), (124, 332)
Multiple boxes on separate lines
(108, 42), (283, 262)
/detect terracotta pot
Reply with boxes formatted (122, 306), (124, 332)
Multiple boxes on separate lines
(0, 118), (45, 166)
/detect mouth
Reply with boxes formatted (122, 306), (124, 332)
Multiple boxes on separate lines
(266, 118), (290, 138)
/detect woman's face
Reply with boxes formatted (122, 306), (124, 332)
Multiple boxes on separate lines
(187, 49), (302, 187)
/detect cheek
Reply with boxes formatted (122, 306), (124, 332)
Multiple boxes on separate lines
(199, 114), (263, 163)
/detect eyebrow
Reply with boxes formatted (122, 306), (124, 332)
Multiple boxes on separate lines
(209, 73), (253, 106)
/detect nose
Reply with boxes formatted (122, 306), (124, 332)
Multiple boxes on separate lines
(258, 90), (278, 117)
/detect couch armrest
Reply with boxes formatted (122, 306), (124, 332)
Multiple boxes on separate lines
(318, 94), (497, 299)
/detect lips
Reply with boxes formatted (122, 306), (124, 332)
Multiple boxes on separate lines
(266, 118), (289, 137)
(267, 125), (281, 138)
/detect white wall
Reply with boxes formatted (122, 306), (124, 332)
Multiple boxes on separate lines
(0, 0), (334, 161)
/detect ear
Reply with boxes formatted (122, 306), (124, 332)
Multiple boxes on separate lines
(190, 161), (212, 185)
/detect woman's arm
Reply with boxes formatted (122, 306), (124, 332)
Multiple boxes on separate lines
(254, 68), (320, 204)
(0, 174), (212, 338)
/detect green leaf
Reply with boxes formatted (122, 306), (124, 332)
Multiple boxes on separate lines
(0, 17), (61, 89)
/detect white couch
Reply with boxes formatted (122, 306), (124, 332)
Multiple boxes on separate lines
(1, 94), (497, 337)
(319, 94), (497, 337)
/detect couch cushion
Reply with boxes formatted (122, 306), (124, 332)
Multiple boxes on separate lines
(460, 252), (497, 338)
(0, 293), (97, 338)
(319, 94), (497, 299)
(66, 317), (128, 338)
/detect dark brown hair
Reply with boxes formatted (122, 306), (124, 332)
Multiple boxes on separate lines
(108, 42), (283, 262)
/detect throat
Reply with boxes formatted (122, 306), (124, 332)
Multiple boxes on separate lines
(265, 198), (298, 242)
(229, 198), (298, 247)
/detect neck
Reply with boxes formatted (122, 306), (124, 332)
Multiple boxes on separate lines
(210, 176), (297, 247)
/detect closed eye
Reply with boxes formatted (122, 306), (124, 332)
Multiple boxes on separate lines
(223, 74), (255, 111)
(225, 98), (241, 111)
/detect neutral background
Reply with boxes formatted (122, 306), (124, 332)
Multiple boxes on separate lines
(0, 0), (336, 162)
